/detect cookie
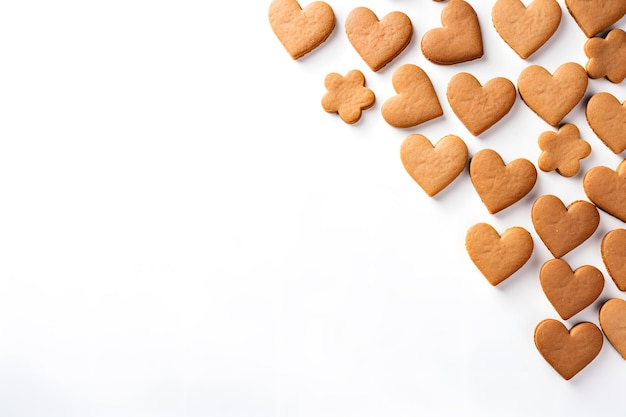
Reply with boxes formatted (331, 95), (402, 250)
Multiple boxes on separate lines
(537, 124), (591, 177)
(601, 229), (626, 291)
(268, 0), (335, 60)
(492, 0), (561, 59)
(470, 149), (537, 214)
(518, 62), (588, 126)
(583, 158), (626, 222)
(599, 298), (626, 359)
(400, 134), (468, 197)
(534, 319), (603, 380)
(446, 73), (516, 136)
(381, 64), (443, 128)
(465, 223), (533, 286)
(565, 0), (626, 38)
(586, 92), (626, 154)
(345, 7), (412, 72)
(420, 0), (483, 65)
(531, 194), (599, 258)
(585, 29), (626, 83)
(540, 259), (604, 320)
(321, 70), (375, 124)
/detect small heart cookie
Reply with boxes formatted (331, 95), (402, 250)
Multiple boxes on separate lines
(382, 64), (443, 128)
(540, 259), (604, 320)
(345, 7), (413, 72)
(565, 0), (626, 38)
(585, 29), (626, 83)
(268, 0), (335, 60)
(534, 319), (603, 380)
(421, 0), (483, 65)
(466, 223), (533, 286)
(599, 298), (626, 359)
(470, 149), (537, 214)
(601, 229), (626, 291)
(321, 70), (375, 124)
(400, 134), (468, 197)
(531, 194), (599, 258)
(518, 62), (588, 126)
(446, 73), (516, 136)
(492, 0), (562, 59)
(586, 92), (626, 154)
(537, 124), (591, 178)
(583, 159), (626, 222)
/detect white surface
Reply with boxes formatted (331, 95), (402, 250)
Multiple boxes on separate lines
(0, 0), (625, 415)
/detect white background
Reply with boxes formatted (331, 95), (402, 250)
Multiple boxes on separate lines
(1, 0), (625, 416)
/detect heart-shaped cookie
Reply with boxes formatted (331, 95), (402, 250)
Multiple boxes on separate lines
(565, 0), (626, 38)
(382, 64), (443, 128)
(531, 194), (599, 258)
(492, 0), (562, 59)
(466, 223), (533, 286)
(470, 149), (537, 214)
(518, 62), (588, 126)
(599, 298), (626, 360)
(586, 92), (626, 154)
(345, 7), (412, 72)
(585, 29), (626, 83)
(268, 0), (335, 60)
(602, 229), (626, 291)
(446, 73), (516, 136)
(420, 0), (483, 65)
(534, 319), (603, 380)
(400, 134), (468, 197)
(540, 259), (604, 320)
(583, 159), (626, 222)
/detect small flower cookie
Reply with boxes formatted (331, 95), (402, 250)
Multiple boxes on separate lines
(538, 124), (591, 177)
(585, 29), (626, 84)
(321, 70), (375, 124)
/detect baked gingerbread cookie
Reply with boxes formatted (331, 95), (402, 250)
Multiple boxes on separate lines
(586, 92), (626, 154)
(565, 0), (626, 38)
(537, 124), (591, 177)
(601, 229), (626, 291)
(584, 158), (626, 222)
(599, 298), (626, 359)
(321, 70), (375, 124)
(585, 29), (626, 83)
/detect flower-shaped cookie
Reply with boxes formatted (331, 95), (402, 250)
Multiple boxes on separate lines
(538, 124), (591, 177)
(585, 29), (626, 83)
(322, 70), (375, 124)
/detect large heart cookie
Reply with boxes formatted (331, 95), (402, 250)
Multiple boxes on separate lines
(447, 72), (516, 136)
(565, 0), (626, 38)
(540, 259), (604, 320)
(382, 64), (443, 128)
(470, 149), (537, 214)
(583, 159), (626, 222)
(531, 194), (599, 258)
(586, 92), (626, 154)
(345, 7), (412, 72)
(466, 223), (533, 286)
(268, 0), (335, 60)
(518, 62), (588, 126)
(534, 319), (603, 380)
(601, 229), (626, 291)
(599, 298), (626, 360)
(492, 0), (562, 59)
(421, 0), (483, 65)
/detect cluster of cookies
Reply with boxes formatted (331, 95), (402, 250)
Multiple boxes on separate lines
(269, 0), (626, 380)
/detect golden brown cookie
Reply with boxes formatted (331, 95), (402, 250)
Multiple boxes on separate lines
(599, 298), (626, 359)
(531, 194), (599, 259)
(601, 229), (626, 291)
(465, 223), (533, 286)
(321, 70), (375, 124)
(585, 29), (626, 83)
(586, 92), (626, 154)
(345, 7), (413, 72)
(583, 159), (626, 222)
(540, 259), (604, 320)
(470, 149), (537, 214)
(518, 62), (588, 126)
(446, 73), (516, 136)
(534, 319), (603, 380)
(400, 134), (468, 197)
(382, 64), (443, 128)
(420, 0), (483, 65)
(268, 0), (335, 60)
(565, 0), (626, 38)
(537, 124), (591, 177)
(492, 0), (561, 59)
